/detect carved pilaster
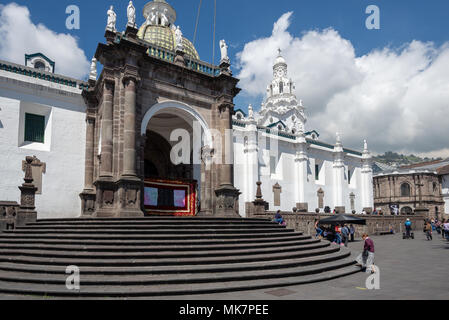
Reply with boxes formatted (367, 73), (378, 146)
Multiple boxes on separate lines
(100, 79), (115, 178)
(122, 75), (139, 178)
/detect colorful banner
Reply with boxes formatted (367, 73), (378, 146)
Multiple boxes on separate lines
(144, 179), (197, 216)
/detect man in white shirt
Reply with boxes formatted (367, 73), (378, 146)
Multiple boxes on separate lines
(443, 220), (449, 240)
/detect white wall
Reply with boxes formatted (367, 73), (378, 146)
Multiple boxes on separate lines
(0, 72), (86, 219)
(233, 126), (367, 216)
(442, 174), (449, 214)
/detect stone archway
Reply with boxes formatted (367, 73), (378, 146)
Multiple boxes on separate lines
(140, 101), (213, 215)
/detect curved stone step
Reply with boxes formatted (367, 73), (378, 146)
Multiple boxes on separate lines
(0, 250), (350, 275)
(0, 231), (302, 241)
(17, 223), (285, 231)
(0, 256), (356, 286)
(28, 220), (276, 227)
(0, 246), (340, 267)
(0, 238), (320, 253)
(3, 227), (292, 235)
(36, 217), (271, 223)
(0, 265), (361, 298)
(0, 233), (308, 246)
(0, 242), (330, 260)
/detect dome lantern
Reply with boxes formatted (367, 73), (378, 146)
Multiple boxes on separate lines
(137, 0), (200, 60)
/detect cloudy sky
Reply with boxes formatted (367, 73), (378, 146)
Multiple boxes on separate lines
(0, 0), (448, 157)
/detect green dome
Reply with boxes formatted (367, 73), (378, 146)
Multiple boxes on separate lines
(137, 24), (200, 60)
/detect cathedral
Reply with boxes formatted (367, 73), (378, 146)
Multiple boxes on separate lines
(0, 0), (374, 219)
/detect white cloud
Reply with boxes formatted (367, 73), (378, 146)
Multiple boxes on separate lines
(236, 12), (449, 157)
(0, 3), (90, 80)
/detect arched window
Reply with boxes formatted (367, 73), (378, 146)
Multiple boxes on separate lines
(279, 82), (284, 94)
(34, 61), (46, 70)
(401, 206), (413, 215)
(401, 183), (411, 197)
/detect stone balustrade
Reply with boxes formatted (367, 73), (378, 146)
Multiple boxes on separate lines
(252, 211), (426, 238)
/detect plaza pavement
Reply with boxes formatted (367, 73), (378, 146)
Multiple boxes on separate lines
(1, 231), (448, 300)
(170, 231), (449, 300)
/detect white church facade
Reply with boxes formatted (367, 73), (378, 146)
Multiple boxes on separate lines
(232, 52), (374, 215)
(0, 0), (374, 219)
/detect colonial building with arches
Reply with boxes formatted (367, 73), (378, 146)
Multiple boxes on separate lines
(373, 163), (448, 220)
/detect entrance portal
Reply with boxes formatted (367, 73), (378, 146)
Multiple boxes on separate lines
(141, 104), (209, 216)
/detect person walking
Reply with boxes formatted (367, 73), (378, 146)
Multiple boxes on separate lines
(441, 219), (446, 239)
(435, 220), (441, 235)
(424, 221), (433, 241)
(349, 224), (355, 242)
(356, 234), (376, 274)
(405, 218), (412, 239)
(341, 224), (349, 247)
(443, 220), (449, 240)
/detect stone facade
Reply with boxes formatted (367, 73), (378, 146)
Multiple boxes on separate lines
(82, 10), (241, 217)
(374, 171), (445, 220)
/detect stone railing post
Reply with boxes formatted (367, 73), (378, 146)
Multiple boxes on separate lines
(17, 156), (38, 226)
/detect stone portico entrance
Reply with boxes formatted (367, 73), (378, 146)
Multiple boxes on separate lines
(80, 14), (240, 218)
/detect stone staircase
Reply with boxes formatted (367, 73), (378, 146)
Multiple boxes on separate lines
(0, 217), (360, 298)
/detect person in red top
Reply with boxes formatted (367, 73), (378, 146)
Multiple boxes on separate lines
(356, 234), (376, 274)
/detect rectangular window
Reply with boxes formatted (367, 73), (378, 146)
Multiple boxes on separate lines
(315, 164), (320, 181)
(24, 113), (45, 143)
(348, 168), (352, 184)
(270, 156), (277, 175)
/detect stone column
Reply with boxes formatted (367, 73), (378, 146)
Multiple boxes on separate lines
(122, 76), (137, 177)
(94, 79), (118, 217)
(295, 131), (308, 212)
(361, 140), (374, 213)
(80, 115), (96, 216)
(116, 75), (144, 218)
(333, 133), (346, 213)
(214, 100), (240, 217)
(100, 80), (114, 178)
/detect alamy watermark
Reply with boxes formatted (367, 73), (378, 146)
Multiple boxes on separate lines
(365, 265), (380, 290)
(66, 265), (80, 291)
(366, 5), (380, 30)
(66, 5), (80, 30)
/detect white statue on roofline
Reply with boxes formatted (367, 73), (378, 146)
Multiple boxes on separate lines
(127, 1), (136, 28)
(220, 40), (229, 63)
(175, 26), (183, 52)
(106, 5), (117, 31)
(89, 57), (98, 81)
(161, 9), (169, 26)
